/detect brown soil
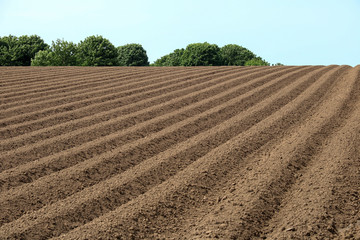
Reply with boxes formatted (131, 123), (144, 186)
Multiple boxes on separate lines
(0, 66), (359, 240)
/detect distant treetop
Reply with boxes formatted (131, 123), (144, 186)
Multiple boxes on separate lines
(0, 35), (279, 66)
(77, 35), (118, 66)
(0, 35), (48, 66)
(117, 44), (149, 66)
(153, 42), (272, 67)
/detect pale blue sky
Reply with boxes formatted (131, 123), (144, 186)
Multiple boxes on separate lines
(0, 0), (359, 65)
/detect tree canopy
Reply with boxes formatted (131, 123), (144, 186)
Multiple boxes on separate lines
(220, 44), (256, 66)
(0, 35), (279, 66)
(117, 44), (149, 66)
(31, 39), (78, 66)
(180, 42), (222, 66)
(152, 48), (184, 66)
(77, 35), (118, 66)
(0, 35), (48, 66)
(0, 35), (17, 66)
(244, 57), (270, 66)
(152, 42), (272, 67)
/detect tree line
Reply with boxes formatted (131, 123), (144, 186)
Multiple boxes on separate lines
(0, 35), (280, 67)
(153, 42), (271, 66)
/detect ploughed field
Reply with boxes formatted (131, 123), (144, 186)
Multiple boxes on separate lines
(0, 66), (359, 239)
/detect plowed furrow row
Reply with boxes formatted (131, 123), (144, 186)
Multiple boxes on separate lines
(0, 66), (272, 152)
(180, 66), (357, 239)
(0, 66), (335, 239)
(0, 67), (209, 116)
(0, 67), (93, 85)
(264, 76), (360, 239)
(0, 67), (116, 90)
(0, 67), (167, 108)
(0, 66), (153, 90)
(0, 68), (233, 133)
(0, 66), (290, 186)
(0, 67), (189, 106)
(47, 66), (349, 240)
(0, 67), (131, 96)
(0, 66), (314, 225)
(236, 67), (359, 239)
(0, 66), (357, 240)
(0, 68), (252, 141)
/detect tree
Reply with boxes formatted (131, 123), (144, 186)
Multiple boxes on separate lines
(245, 57), (270, 66)
(31, 50), (52, 66)
(49, 39), (78, 66)
(153, 48), (184, 66)
(152, 54), (169, 66)
(31, 39), (78, 66)
(220, 44), (256, 66)
(0, 35), (17, 66)
(117, 44), (149, 66)
(0, 35), (48, 66)
(180, 42), (221, 66)
(15, 35), (49, 66)
(77, 35), (118, 66)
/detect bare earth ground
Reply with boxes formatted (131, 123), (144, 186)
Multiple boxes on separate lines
(0, 66), (359, 240)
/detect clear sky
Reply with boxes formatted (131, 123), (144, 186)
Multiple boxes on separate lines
(0, 0), (359, 66)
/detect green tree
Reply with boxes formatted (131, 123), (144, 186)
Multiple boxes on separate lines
(31, 39), (77, 66)
(0, 35), (17, 66)
(77, 35), (118, 66)
(31, 50), (52, 66)
(153, 48), (184, 66)
(31, 39), (78, 66)
(245, 57), (270, 66)
(180, 42), (221, 66)
(152, 54), (169, 66)
(15, 35), (49, 65)
(220, 44), (256, 66)
(0, 35), (48, 66)
(117, 43), (149, 66)
(49, 39), (78, 66)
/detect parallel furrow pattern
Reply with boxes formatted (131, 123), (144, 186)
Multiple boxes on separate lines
(0, 66), (358, 240)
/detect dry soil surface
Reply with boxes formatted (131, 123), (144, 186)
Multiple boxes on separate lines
(0, 66), (359, 239)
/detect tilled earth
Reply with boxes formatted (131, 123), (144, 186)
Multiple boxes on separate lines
(0, 66), (359, 239)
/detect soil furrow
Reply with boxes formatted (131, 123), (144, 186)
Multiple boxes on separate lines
(0, 67), (233, 135)
(179, 65), (356, 239)
(45, 65), (348, 240)
(0, 66), (270, 152)
(0, 66), (314, 225)
(0, 66), (335, 238)
(0, 67), (96, 86)
(0, 66), (161, 92)
(0, 67), (120, 90)
(261, 67), (360, 239)
(0, 68), (259, 141)
(0, 67), (202, 105)
(0, 66), (357, 240)
(0, 67), (166, 109)
(0, 67), (209, 117)
(0, 66), (294, 188)
(0, 67), (137, 98)
(0, 67), (284, 158)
